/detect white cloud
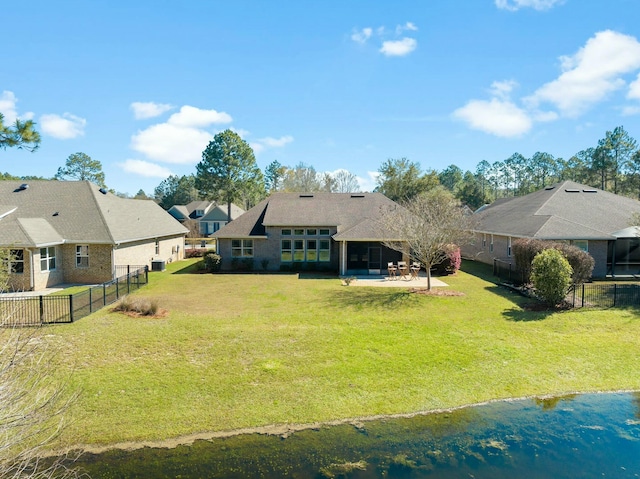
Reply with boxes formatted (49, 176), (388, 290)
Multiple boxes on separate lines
(453, 98), (532, 137)
(396, 22), (418, 34)
(380, 38), (417, 57)
(250, 135), (294, 154)
(120, 159), (174, 178)
(0, 91), (18, 123)
(526, 30), (640, 117)
(130, 105), (233, 164)
(489, 80), (518, 100)
(622, 106), (640, 116)
(358, 171), (379, 193)
(131, 123), (212, 164)
(495, 0), (564, 11)
(39, 113), (86, 139)
(351, 27), (372, 44)
(130, 101), (173, 119)
(628, 73), (640, 100)
(167, 105), (232, 127)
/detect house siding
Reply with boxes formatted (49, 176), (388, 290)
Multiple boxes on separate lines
(114, 235), (185, 268)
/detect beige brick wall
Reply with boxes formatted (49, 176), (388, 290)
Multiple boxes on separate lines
(61, 244), (114, 284)
(6, 248), (32, 292)
(462, 233), (514, 267)
(114, 235), (185, 268)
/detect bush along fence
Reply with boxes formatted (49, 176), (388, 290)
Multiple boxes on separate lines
(0, 265), (149, 327)
(493, 259), (640, 308)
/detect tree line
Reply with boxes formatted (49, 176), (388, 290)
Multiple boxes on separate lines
(156, 126), (640, 215)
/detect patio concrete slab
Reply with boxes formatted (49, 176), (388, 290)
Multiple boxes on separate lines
(348, 274), (448, 288)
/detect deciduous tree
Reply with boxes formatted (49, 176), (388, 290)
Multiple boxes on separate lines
(378, 186), (474, 290)
(154, 174), (199, 210)
(375, 158), (439, 202)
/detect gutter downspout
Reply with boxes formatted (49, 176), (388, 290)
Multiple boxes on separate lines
(340, 241), (346, 276)
(29, 248), (35, 291)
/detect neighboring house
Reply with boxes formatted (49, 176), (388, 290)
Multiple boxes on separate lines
(0, 180), (188, 292)
(167, 201), (244, 236)
(462, 180), (640, 278)
(211, 192), (403, 275)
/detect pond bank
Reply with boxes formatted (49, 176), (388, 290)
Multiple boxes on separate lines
(62, 388), (639, 455)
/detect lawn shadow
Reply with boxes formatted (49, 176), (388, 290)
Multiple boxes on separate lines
(327, 286), (419, 308)
(502, 307), (554, 322)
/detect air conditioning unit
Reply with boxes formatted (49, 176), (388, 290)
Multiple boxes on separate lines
(151, 260), (166, 272)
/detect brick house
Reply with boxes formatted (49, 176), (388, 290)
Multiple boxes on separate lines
(0, 180), (188, 292)
(211, 192), (404, 275)
(462, 181), (640, 278)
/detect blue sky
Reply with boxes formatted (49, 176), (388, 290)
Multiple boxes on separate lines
(3, 0), (640, 195)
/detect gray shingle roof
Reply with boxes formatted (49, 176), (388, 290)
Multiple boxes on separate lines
(0, 180), (188, 247)
(474, 181), (640, 240)
(212, 192), (398, 240)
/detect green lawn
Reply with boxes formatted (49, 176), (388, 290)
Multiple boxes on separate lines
(49, 259), (640, 449)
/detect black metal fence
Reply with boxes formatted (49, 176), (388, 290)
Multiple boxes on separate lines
(493, 259), (526, 285)
(1, 266), (148, 327)
(570, 282), (640, 308)
(493, 259), (640, 308)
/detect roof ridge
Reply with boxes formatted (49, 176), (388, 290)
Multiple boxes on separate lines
(86, 181), (116, 245)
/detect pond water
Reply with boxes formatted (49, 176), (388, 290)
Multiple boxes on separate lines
(72, 392), (640, 478)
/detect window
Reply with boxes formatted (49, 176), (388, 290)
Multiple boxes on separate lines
(307, 240), (317, 261)
(482, 234), (486, 248)
(76, 245), (89, 268)
(293, 239), (305, 261)
(319, 228), (330, 236)
(281, 239), (292, 262)
(40, 247), (56, 271)
(319, 240), (330, 262)
(195, 209), (204, 217)
(294, 229), (304, 236)
(507, 237), (512, 257)
(282, 229), (291, 236)
(232, 239), (253, 257)
(9, 249), (24, 273)
(572, 240), (588, 252)
(155, 240), (160, 255)
(490, 235), (494, 253)
(306, 228), (317, 236)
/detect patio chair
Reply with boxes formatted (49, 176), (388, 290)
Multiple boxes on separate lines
(387, 262), (397, 280)
(397, 261), (408, 280)
(410, 262), (421, 280)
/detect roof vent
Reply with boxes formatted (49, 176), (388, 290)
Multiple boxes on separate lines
(299, 194), (314, 198)
(15, 183), (29, 192)
(99, 187), (108, 195)
(582, 189), (597, 193)
(52, 211), (59, 216)
(350, 194), (365, 198)
(544, 186), (555, 190)
(565, 189), (580, 193)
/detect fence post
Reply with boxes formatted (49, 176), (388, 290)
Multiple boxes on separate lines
(39, 295), (44, 324)
(614, 284), (617, 307)
(572, 285), (576, 308)
(582, 283), (585, 308)
(103, 283), (107, 306)
(145, 265), (149, 283)
(69, 294), (74, 323)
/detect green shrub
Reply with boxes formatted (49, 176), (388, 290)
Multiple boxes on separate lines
(203, 252), (222, 272)
(531, 249), (573, 306)
(513, 239), (594, 285)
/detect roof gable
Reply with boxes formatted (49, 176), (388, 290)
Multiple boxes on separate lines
(475, 181), (640, 239)
(213, 192), (398, 240)
(0, 180), (187, 247)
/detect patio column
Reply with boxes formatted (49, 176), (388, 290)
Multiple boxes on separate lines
(340, 241), (347, 276)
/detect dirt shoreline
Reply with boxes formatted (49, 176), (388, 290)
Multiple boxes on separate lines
(58, 389), (639, 456)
